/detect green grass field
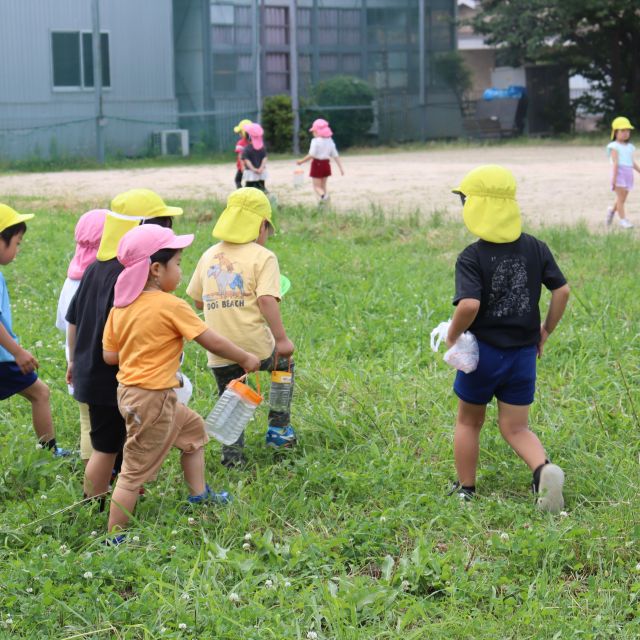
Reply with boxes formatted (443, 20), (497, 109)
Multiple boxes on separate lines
(0, 198), (638, 639)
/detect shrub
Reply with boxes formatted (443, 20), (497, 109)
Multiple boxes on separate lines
(309, 75), (375, 148)
(262, 95), (294, 153)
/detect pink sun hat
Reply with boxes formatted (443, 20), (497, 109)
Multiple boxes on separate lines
(309, 118), (333, 138)
(114, 224), (194, 308)
(244, 122), (265, 150)
(67, 209), (108, 280)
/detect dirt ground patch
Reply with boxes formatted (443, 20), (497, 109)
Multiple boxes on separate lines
(0, 144), (633, 231)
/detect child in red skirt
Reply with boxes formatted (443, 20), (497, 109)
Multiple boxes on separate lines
(297, 119), (344, 203)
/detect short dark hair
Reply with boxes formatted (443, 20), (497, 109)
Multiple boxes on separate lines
(143, 216), (173, 229)
(0, 222), (27, 246)
(150, 247), (179, 265)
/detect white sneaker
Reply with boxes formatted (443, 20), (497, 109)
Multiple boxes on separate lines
(536, 463), (565, 514)
(619, 218), (634, 229)
(606, 207), (614, 226)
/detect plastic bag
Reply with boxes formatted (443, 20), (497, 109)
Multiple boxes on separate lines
(430, 320), (479, 374)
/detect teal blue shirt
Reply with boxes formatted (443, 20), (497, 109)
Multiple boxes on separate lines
(0, 272), (18, 362)
(607, 141), (635, 167)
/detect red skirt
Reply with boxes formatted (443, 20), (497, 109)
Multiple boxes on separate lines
(310, 158), (331, 178)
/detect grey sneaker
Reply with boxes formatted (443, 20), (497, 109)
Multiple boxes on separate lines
(535, 464), (565, 513)
(619, 218), (634, 229)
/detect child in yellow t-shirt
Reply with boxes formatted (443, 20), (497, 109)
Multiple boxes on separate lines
(102, 224), (260, 536)
(187, 187), (296, 468)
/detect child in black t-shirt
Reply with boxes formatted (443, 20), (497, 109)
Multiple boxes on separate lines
(241, 123), (268, 192)
(445, 165), (570, 513)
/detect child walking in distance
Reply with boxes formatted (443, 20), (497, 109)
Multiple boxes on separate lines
(103, 224), (260, 535)
(242, 123), (268, 192)
(66, 189), (181, 501)
(56, 209), (107, 465)
(187, 187), (296, 468)
(446, 165), (570, 513)
(0, 204), (70, 456)
(297, 118), (344, 203)
(233, 119), (252, 189)
(606, 116), (640, 229)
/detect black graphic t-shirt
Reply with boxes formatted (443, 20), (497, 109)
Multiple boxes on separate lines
(242, 145), (267, 169)
(453, 233), (567, 348)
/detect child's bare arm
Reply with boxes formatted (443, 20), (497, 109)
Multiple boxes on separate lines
(0, 323), (38, 374)
(194, 329), (260, 372)
(446, 298), (480, 347)
(103, 350), (119, 366)
(258, 295), (294, 357)
(611, 149), (619, 187)
(538, 284), (570, 358)
(66, 323), (76, 384)
(244, 158), (257, 171)
(297, 154), (313, 165)
(334, 156), (345, 175)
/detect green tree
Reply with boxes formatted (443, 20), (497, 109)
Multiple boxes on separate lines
(472, 0), (640, 125)
(433, 51), (472, 114)
(261, 94), (294, 153)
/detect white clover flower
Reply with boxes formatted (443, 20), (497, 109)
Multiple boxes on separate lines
(284, 581), (291, 587)
(59, 544), (68, 553)
(500, 532), (509, 542)
(244, 533), (252, 541)
(242, 542), (251, 551)
(170, 545), (177, 552)
(187, 517), (196, 525)
(40, 494), (47, 500)
(178, 623), (187, 630)
(90, 530), (97, 537)
(306, 632), (318, 640)
(171, 530), (178, 536)
(379, 516), (386, 523)
(559, 511), (569, 517)
(401, 580), (411, 591)
(26, 587), (33, 593)
(132, 536), (140, 542)
(84, 552), (92, 559)
(55, 474), (62, 480)
(635, 562), (640, 572)
(35, 340), (43, 348)
(41, 553), (48, 559)
(265, 579), (274, 589)
(180, 592), (190, 601)
(160, 628), (167, 633)
(228, 592), (240, 603)
(83, 571), (93, 579)
(5, 617), (13, 625)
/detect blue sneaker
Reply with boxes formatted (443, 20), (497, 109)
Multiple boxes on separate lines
(103, 534), (126, 547)
(187, 484), (232, 505)
(266, 425), (297, 448)
(52, 446), (73, 458)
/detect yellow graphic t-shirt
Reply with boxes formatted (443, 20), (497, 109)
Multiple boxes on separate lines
(103, 291), (207, 389)
(187, 241), (281, 366)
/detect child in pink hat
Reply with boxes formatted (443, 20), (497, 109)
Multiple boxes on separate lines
(102, 224), (260, 537)
(56, 209), (107, 464)
(297, 118), (344, 203)
(242, 122), (269, 192)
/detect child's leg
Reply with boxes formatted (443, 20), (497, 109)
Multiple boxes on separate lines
(173, 403), (209, 495)
(108, 485), (139, 532)
(17, 379), (54, 444)
(78, 402), (93, 466)
(181, 447), (206, 496)
(496, 401), (547, 471)
(453, 399), (486, 487)
(84, 451), (118, 497)
(614, 187), (628, 220)
(321, 177), (329, 197)
(234, 169), (243, 189)
(312, 177), (325, 199)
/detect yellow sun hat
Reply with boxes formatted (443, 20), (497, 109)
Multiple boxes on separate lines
(97, 189), (183, 261)
(233, 118), (253, 134)
(452, 165), (522, 244)
(611, 116), (634, 140)
(0, 203), (34, 234)
(212, 187), (274, 244)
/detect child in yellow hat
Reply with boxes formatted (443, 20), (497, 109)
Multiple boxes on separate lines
(187, 187), (296, 467)
(66, 189), (182, 504)
(606, 116), (639, 229)
(445, 165), (570, 513)
(0, 204), (71, 456)
(233, 119), (252, 189)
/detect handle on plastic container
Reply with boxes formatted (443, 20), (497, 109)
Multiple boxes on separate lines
(430, 321), (451, 353)
(228, 373), (262, 405)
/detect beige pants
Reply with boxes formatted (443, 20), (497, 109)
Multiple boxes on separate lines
(78, 401), (93, 460)
(116, 386), (208, 492)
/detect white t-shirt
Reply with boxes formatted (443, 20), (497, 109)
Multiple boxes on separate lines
(56, 277), (81, 359)
(309, 137), (339, 160)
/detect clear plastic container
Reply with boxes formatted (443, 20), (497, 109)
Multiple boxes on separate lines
(205, 377), (263, 445)
(270, 369), (293, 413)
(293, 168), (305, 188)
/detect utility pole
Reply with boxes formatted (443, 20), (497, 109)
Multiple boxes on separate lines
(91, 0), (105, 164)
(289, 0), (300, 154)
(254, 0), (262, 121)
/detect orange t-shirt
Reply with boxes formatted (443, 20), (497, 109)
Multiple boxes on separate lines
(103, 291), (207, 390)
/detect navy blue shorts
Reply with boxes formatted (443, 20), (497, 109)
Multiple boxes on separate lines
(0, 361), (38, 400)
(454, 340), (537, 406)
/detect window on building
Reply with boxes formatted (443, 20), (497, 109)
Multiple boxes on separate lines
(318, 9), (338, 46)
(264, 7), (289, 47)
(367, 7), (410, 47)
(265, 52), (289, 93)
(430, 10), (453, 50)
(338, 10), (360, 46)
(52, 31), (110, 89)
(211, 4), (253, 46)
(318, 53), (338, 79)
(212, 52), (254, 94)
(297, 8), (311, 46)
